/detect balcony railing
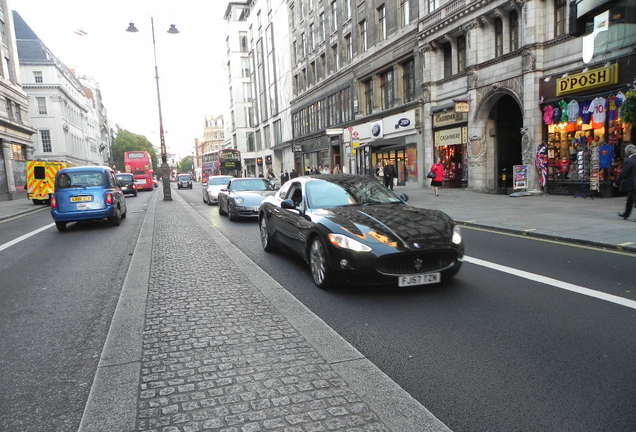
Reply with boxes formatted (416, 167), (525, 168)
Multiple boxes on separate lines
(420, 0), (467, 30)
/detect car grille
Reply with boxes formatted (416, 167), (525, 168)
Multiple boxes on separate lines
(376, 250), (457, 275)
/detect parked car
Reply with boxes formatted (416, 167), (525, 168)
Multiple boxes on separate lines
(116, 173), (138, 197)
(50, 166), (127, 232)
(177, 174), (192, 189)
(218, 177), (277, 221)
(203, 175), (232, 205)
(258, 175), (464, 289)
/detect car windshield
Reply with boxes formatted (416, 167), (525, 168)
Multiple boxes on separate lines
(231, 179), (272, 191)
(305, 178), (402, 208)
(116, 175), (133, 182)
(209, 177), (231, 185)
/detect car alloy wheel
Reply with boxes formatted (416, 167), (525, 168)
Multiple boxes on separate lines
(260, 216), (274, 252)
(309, 238), (332, 289)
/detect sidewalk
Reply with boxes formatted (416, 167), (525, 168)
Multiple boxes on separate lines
(0, 198), (46, 221)
(78, 190), (450, 432)
(395, 185), (636, 252)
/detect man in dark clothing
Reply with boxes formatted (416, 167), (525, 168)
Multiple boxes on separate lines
(618, 144), (636, 219)
(290, 169), (298, 179)
(383, 163), (396, 190)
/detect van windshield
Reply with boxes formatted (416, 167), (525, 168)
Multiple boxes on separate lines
(57, 172), (106, 189)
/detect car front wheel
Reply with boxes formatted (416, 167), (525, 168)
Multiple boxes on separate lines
(309, 237), (334, 290)
(260, 215), (275, 252)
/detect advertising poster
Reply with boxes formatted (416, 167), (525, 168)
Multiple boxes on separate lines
(513, 165), (529, 191)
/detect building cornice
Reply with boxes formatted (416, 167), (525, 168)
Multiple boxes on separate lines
(0, 116), (36, 135)
(23, 83), (89, 112)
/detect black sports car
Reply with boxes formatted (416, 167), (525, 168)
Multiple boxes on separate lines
(258, 175), (464, 289)
(218, 177), (277, 221)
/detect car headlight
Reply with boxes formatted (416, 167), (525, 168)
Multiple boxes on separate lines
(233, 197), (244, 205)
(452, 226), (462, 245)
(327, 233), (372, 252)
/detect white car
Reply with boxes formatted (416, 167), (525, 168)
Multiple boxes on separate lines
(202, 175), (232, 205)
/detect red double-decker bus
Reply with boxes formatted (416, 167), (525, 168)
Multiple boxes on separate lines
(124, 151), (154, 191)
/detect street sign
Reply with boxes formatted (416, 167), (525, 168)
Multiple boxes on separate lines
(325, 128), (343, 136)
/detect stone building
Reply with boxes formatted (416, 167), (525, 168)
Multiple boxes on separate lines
(289, 0), (423, 183)
(417, 0), (635, 193)
(0, 3), (35, 200)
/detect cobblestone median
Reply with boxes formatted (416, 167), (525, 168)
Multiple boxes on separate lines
(136, 201), (390, 432)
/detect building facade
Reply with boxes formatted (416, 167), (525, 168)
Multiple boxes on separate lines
(289, 0), (422, 183)
(417, 0), (635, 193)
(0, 3), (35, 200)
(14, 11), (106, 170)
(224, 0), (294, 178)
(194, 115), (225, 180)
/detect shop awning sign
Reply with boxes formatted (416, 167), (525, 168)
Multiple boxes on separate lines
(434, 127), (465, 147)
(454, 101), (469, 113)
(556, 64), (619, 95)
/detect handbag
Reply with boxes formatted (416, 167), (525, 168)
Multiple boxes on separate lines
(427, 170), (435, 179)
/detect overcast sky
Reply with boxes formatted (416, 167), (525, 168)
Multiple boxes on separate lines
(14, 0), (229, 160)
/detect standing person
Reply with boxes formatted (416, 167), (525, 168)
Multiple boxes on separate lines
(617, 144), (636, 220)
(290, 168), (298, 179)
(383, 162), (396, 190)
(429, 160), (445, 197)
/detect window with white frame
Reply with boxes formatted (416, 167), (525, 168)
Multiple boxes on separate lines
(377, 5), (386, 41)
(359, 20), (368, 52)
(400, 0), (410, 27)
(331, 1), (337, 31)
(428, 0), (439, 13)
(40, 129), (52, 152)
(320, 13), (326, 41)
(345, 0), (352, 20)
(344, 33), (352, 63)
(309, 23), (315, 50)
(36, 96), (47, 115)
(33, 70), (43, 83)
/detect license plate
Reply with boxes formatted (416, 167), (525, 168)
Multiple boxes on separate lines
(70, 195), (92, 202)
(398, 272), (441, 287)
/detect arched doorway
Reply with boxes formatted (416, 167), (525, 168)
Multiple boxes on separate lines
(491, 94), (523, 192)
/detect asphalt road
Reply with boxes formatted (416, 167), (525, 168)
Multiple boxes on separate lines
(179, 183), (636, 432)
(0, 189), (155, 432)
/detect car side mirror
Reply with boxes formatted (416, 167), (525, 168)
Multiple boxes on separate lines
(281, 199), (296, 209)
(399, 193), (409, 202)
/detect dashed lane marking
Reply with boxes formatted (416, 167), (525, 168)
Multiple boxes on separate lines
(0, 223), (55, 253)
(464, 255), (636, 310)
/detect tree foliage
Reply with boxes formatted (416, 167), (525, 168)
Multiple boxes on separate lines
(178, 156), (193, 173)
(111, 128), (159, 172)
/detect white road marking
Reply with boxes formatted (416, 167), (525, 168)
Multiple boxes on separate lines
(464, 256), (636, 310)
(0, 223), (55, 253)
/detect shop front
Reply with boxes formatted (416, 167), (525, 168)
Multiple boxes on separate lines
(432, 110), (468, 188)
(243, 158), (256, 177)
(299, 135), (331, 174)
(539, 58), (635, 196)
(349, 109), (419, 185)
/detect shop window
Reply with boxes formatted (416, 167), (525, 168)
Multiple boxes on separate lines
(380, 69), (394, 109)
(402, 59), (415, 102)
(442, 43), (452, 79)
(494, 18), (503, 57)
(554, 0), (567, 38)
(11, 144), (25, 161)
(457, 35), (466, 74)
(510, 11), (519, 51)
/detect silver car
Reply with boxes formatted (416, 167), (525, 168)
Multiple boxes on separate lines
(203, 175), (232, 205)
(218, 177), (277, 221)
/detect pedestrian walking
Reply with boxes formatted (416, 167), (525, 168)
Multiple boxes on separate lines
(429, 161), (445, 197)
(290, 168), (298, 179)
(266, 167), (276, 181)
(383, 162), (396, 190)
(617, 144), (636, 220)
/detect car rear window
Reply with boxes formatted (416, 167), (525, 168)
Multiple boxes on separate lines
(117, 174), (133, 182)
(57, 171), (106, 189)
(178, 176), (190, 181)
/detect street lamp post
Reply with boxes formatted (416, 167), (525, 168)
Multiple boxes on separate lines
(126, 18), (179, 201)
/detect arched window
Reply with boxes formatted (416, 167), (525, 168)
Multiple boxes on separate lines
(494, 18), (503, 57)
(510, 11), (519, 51)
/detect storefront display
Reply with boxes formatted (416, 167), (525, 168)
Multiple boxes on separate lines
(432, 110), (468, 188)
